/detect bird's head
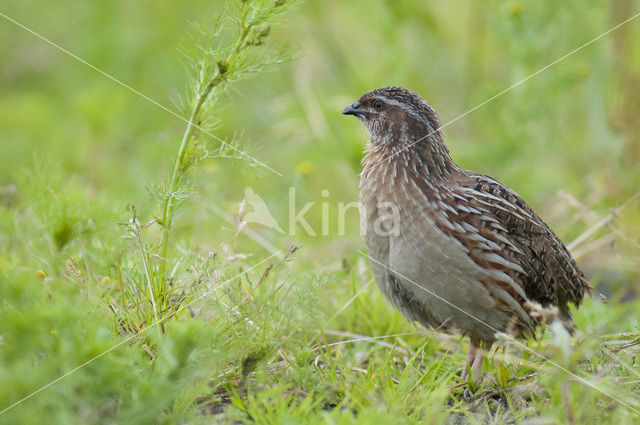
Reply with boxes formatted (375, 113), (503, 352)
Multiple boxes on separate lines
(342, 87), (442, 147)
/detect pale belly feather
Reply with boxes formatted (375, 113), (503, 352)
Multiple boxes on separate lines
(360, 184), (514, 341)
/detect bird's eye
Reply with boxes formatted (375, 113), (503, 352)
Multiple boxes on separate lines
(373, 100), (383, 109)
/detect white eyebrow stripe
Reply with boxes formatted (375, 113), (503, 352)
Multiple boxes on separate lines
(375, 95), (433, 129)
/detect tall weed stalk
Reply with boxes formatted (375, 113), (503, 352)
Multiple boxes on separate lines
(114, 0), (299, 331)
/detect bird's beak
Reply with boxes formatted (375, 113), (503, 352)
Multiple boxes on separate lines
(342, 102), (363, 117)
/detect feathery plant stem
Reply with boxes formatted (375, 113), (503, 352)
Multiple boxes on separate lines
(159, 1), (298, 270)
(135, 0), (300, 324)
(159, 57), (227, 263)
(135, 220), (158, 320)
(159, 102), (201, 265)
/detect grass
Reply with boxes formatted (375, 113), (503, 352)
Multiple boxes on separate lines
(1, 0), (640, 423)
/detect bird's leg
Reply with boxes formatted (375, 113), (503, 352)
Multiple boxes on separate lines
(461, 340), (479, 382)
(471, 340), (493, 384)
(470, 341), (484, 384)
(462, 339), (492, 384)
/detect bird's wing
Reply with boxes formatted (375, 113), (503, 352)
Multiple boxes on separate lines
(448, 174), (590, 319)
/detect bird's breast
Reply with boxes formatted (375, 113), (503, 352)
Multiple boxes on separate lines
(359, 166), (506, 336)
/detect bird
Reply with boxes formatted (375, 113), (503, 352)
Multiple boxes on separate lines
(342, 86), (591, 382)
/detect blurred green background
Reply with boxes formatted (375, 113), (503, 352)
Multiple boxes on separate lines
(1, 0), (640, 423)
(2, 0), (639, 261)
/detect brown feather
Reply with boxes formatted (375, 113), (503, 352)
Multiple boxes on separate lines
(347, 87), (591, 380)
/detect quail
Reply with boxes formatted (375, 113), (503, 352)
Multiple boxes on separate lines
(342, 87), (591, 381)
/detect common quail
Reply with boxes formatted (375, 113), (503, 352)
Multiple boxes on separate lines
(342, 87), (591, 381)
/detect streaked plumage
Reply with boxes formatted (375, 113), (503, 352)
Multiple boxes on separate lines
(343, 87), (591, 381)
